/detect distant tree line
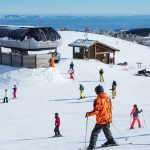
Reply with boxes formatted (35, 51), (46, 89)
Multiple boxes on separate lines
(57, 27), (150, 47)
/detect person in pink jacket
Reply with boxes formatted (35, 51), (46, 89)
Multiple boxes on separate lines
(13, 85), (17, 99)
(130, 104), (142, 129)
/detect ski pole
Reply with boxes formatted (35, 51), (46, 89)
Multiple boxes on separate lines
(111, 123), (128, 141)
(141, 111), (146, 126)
(130, 116), (131, 126)
(85, 117), (88, 148)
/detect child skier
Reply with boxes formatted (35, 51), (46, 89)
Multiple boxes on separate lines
(99, 69), (104, 82)
(111, 81), (117, 99)
(79, 84), (84, 99)
(69, 62), (74, 72)
(130, 104), (142, 129)
(13, 85), (17, 99)
(3, 89), (8, 103)
(54, 113), (62, 137)
(68, 68), (74, 79)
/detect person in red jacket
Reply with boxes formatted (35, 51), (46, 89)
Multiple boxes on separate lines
(13, 85), (17, 99)
(54, 113), (62, 137)
(68, 68), (74, 79)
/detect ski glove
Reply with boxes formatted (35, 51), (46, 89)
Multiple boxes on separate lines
(85, 113), (89, 118)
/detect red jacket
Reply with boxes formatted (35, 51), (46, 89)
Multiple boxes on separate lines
(55, 116), (60, 127)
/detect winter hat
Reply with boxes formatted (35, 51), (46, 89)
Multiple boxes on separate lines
(55, 113), (58, 116)
(95, 85), (104, 94)
(133, 104), (137, 108)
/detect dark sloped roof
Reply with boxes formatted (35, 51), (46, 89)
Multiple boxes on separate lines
(0, 26), (61, 42)
(68, 39), (120, 51)
(68, 39), (97, 48)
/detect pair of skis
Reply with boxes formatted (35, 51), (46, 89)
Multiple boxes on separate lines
(79, 142), (150, 150)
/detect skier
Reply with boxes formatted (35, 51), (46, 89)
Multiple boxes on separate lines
(111, 81), (117, 99)
(54, 113), (62, 137)
(68, 68), (74, 79)
(99, 69), (104, 82)
(86, 85), (117, 150)
(69, 62), (74, 72)
(13, 85), (17, 99)
(50, 54), (55, 67)
(3, 89), (8, 103)
(130, 104), (142, 129)
(79, 84), (84, 99)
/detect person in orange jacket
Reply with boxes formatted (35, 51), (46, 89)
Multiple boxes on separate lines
(50, 54), (55, 67)
(86, 85), (117, 150)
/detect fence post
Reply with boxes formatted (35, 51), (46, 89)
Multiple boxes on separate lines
(22, 54), (24, 67)
(35, 55), (37, 68)
(10, 53), (12, 66)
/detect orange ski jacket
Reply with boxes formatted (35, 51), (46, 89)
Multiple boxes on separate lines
(87, 92), (112, 124)
(50, 55), (55, 67)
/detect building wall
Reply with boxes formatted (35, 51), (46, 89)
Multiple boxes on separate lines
(89, 45), (95, 59)
(36, 54), (51, 68)
(1, 53), (12, 66)
(73, 47), (85, 59)
(71, 43), (116, 64)
(12, 54), (22, 67)
(0, 52), (55, 68)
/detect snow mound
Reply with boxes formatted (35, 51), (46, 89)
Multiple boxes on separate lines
(0, 65), (66, 88)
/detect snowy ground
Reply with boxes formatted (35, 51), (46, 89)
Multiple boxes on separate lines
(0, 31), (150, 150)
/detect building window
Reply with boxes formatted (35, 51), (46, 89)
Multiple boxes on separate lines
(74, 47), (80, 53)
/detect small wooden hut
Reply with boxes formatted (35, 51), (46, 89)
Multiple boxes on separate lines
(68, 39), (120, 64)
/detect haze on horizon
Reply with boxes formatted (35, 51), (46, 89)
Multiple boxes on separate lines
(0, 0), (150, 16)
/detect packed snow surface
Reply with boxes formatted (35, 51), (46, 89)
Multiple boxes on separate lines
(0, 31), (150, 150)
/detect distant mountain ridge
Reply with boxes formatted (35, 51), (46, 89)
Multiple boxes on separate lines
(0, 15), (150, 31)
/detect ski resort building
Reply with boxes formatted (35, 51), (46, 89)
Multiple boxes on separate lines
(68, 39), (120, 64)
(0, 26), (62, 68)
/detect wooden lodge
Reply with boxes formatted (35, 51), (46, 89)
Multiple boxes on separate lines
(68, 39), (120, 64)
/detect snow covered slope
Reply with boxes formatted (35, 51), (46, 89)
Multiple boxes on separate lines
(58, 31), (150, 68)
(0, 31), (150, 150)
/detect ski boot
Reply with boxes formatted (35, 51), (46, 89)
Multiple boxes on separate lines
(86, 146), (95, 150)
(102, 139), (118, 147)
(130, 127), (134, 129)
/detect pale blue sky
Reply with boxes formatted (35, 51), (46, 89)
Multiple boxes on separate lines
(0, 0), (150, 15)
